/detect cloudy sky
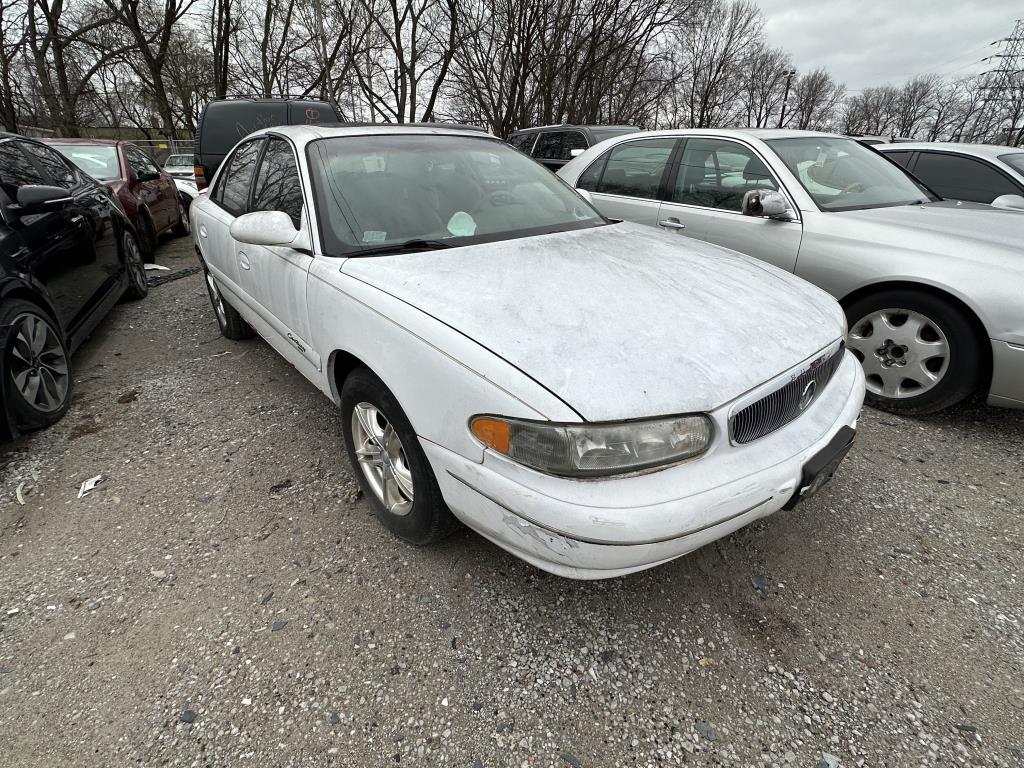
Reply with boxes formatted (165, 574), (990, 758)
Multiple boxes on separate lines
(751, 0), (1021, 92)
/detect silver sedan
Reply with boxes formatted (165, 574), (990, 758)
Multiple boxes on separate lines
(558, 129), (1024, 414)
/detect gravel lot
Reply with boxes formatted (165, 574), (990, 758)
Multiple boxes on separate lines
(1, 235), (1021, 768)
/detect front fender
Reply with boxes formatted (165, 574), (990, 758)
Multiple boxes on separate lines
(305, 259), (580, 463)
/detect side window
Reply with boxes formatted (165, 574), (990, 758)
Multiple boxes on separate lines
(125, 147), (158, 178)
(215, 139), (263, 216)
(883, 150), (913, 168)
(563, 131), (588, 159)
(508, 133), (536, 153)
(576, 156), (605, 191)
(533, 131), (566, 160)
(912, 152), (1019, 203)
(21, 142), (76, 188)
(0, 141), (46, 197)
(251, 137), (303, 228)
(595, 138), (675, 200)
(673, 138), (778, 211)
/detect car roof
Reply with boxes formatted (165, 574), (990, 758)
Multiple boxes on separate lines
(876, 142), (1024, 160)
(44, 138), (123, 147)
(511, 124), (638, 134)
(245, 123), (497, 145)
(571, 127), (842, 143)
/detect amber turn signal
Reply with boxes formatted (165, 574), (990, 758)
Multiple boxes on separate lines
(470, 417), (511, 453)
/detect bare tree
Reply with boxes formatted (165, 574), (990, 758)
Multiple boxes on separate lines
(739, 45), (791, 127)
(789, 68), (844, 130)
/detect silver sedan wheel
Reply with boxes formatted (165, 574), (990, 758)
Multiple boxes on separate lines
(351, 402), (414, 516)
(178, 199), (190, 233)
(8, 313), (69, 413)
(205, 272), (228, 328)
(125, 233), (147, 293)
(847, 308), (950, 399)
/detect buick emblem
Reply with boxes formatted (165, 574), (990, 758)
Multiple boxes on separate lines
(798, 380), (817, 411)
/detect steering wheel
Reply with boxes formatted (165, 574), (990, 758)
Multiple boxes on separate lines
(842, 182), (868, 194)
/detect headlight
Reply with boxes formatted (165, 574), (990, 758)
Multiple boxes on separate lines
(470, 414), (713, 477)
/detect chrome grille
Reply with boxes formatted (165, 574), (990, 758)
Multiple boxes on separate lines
(731, 345), (846, 445)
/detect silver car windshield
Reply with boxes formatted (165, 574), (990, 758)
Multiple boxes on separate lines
(998, 153), (1024, 175)
(308, 134), (604, 255)
(766, 137), (937, 211)
(52, 145), (120, 182)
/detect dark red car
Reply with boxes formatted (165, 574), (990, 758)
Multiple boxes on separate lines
(44, 139), (188, 259)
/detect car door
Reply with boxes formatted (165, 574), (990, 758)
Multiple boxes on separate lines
(575, 137), (680, 231)
(662, 137), (803, 272)
(908, 151), (1024, 204)
(232, 136), (314, 363)
(195, 138), (264, 301)
(0, 139), (112, 331)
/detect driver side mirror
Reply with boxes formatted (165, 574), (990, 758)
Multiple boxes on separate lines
(230, 210), (311, 252)
(576, 188), (594, 204)
(991, 193), (1024, 211)
(12, 185), (74, 216)
(741, 189), (792, 219)
(137, 170), (160, 182)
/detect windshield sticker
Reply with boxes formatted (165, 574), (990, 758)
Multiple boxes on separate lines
(362, 155), (386, 173)
(446, 211), (477, 237)
(362, 230), (387, 242)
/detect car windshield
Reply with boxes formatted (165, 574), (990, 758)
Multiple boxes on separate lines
(165, 155), (191, 167)
(998, 152), (1024, 175)
(308, 134), (604, 255)
(766, 136), (937, 211)
(52, 145), (121, 181)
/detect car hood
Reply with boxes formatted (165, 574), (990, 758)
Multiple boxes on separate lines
(341, 222), (842, 420)
(835, 201), (1023, 256)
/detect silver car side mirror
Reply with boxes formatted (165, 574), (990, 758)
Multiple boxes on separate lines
(570, 148), (586, 158)
(230, 210), (311, 252)
(576, 188), (594, 204)
(741, 189), (791, 219)
(991, 193), (1024, 211)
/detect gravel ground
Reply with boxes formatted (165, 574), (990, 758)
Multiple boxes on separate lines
(1, 235), (1021, 768)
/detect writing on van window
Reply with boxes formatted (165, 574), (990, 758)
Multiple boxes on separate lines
(305, 108), (321, 123)
(235, 113), (278, 138)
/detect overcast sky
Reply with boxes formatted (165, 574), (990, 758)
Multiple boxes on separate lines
(751, 0), (1020, 92)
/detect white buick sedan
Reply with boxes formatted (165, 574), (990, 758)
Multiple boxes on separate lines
(190, 124), (865, 579)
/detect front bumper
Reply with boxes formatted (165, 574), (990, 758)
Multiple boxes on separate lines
(988, 339), (1024, 410)
(422, 352), (866, 579)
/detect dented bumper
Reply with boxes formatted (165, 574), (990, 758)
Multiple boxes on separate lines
(422, 352), (866, 579)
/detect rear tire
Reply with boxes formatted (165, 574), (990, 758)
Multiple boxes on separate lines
(845, 289), (980, 415)
(1, 300), (73, 434)
(171, 196), (190, 237)
(340, 368), (458, 545)
(138, 211), (157, 263)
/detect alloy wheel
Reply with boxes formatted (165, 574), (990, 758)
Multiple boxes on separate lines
(8, 313), (69, 413)
(125, 233), (147, 293)
(351, 402), (415, 516)
(178, 199), (190, 233)
(847, 308), (950, 399)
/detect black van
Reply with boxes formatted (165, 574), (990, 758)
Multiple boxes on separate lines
(192, 97), (343, 189)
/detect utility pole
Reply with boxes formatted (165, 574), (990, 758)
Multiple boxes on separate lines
(972, 19), (1024, 144)
(777, 69), (797, 128)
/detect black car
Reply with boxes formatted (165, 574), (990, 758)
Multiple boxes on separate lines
(193, 97), (343, 190)
(0, 132), (147, 441)
(508, 124), (640, 171)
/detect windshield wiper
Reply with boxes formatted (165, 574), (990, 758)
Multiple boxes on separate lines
(348, 238), (454, 257)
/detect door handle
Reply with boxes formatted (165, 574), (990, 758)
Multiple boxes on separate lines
(658, 218), (685, 230)
(199, 224), (208, 238)
(238, 252), (251, 270)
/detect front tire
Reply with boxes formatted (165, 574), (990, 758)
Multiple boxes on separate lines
(2, 300), (73, 434)
(122, 230), (149, 301)
(202, 266), (253, 340)
(845, 289), (980, 415)
(340, 368), (457, 545)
